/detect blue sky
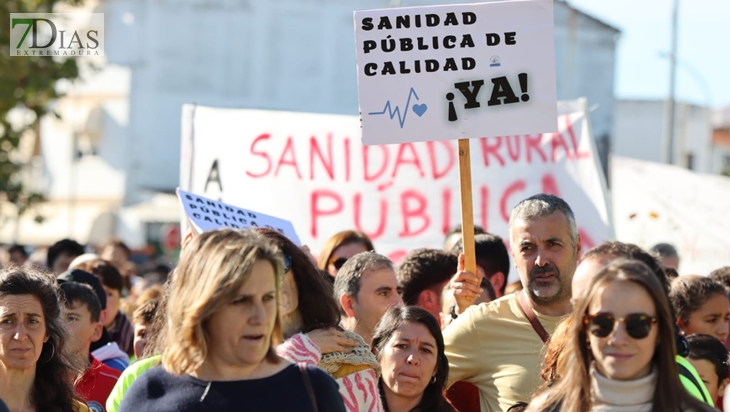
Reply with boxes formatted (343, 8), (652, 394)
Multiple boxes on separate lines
(568, 0), (730, 109)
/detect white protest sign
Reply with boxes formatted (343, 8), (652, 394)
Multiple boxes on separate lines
(354, 1), (558, 146)
(180, 100), (610, 275)
(176, 188), (302, 246)
(611, 156), (730, 275)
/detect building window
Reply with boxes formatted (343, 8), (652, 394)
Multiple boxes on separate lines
(685, 152), (695, 171)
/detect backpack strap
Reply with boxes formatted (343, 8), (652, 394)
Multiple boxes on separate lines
(298, 362), (319, 412)
(678, 362), (709, 404)
(516, 290), (550, 343)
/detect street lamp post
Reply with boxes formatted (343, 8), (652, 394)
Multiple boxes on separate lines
(658, 50), (714, 172)
(665, 0), (679, 165)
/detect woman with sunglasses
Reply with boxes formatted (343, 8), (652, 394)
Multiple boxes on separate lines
(527, 259), (715, 412)
(318, 230), (375, 277)
(257, 229), (384, 412)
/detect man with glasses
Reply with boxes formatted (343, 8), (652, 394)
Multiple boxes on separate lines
(443, 194), (580, 411)
(334, 252), (403, 346)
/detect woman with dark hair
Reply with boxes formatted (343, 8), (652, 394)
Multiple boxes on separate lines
(256, 229), (344, 337)
(372, 306), (454, 412)
(0, 267), (87, 411)
(527, 259), (716, 412)
(257, 228), (384, 412)
(317, 230), (375, 277)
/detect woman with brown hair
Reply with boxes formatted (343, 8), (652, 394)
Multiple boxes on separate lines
(527, 259), (715, 412)
(0, 267), (87, 411)
(118, 229), (344, 411)
(317, 230), (375, 277)
(257, 228), (383, 412)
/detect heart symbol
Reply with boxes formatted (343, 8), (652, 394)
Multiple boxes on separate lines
(412, 104), (428, 117)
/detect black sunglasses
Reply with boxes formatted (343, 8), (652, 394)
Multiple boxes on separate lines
(583, 313), (658, 340)
(329, 257), (348, 271)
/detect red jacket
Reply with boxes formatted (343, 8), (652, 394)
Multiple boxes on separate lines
(76, 356), (121, 412)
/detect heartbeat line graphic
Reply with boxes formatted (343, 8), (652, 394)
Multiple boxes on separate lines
(368, 87), (424, 129)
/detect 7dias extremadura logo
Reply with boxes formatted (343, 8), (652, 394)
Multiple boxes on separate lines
(10, 13), (104, 57)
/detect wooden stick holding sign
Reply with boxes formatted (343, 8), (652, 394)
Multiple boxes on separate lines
(354, 1), (557, 292)
(457, 139), (478, 278)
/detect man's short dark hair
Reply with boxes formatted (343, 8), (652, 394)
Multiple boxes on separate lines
(686, 334), (730, 382)
(444, 224), (485, 250)
(46, 239), (85, 269)
(445, 224), (486, 240)
(142, 264), (171, 284)
(480, 276), (497, 302)
(397, 249), (458, 305)
(59, 281), (102, 323)
(8, 244), (28, 258)
(57, 269), (107, 310)
(75, 259), (124, 293)
(650, 243), (679, 258)
(333, 252), (393, 315)
(102, 238), (132, 259)
(584, 241), (670, 295)
(453, 233), (510, 296)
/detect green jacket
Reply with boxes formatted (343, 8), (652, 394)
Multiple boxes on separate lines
(106, 355), (162, 412)
(677, 355), (714, 406)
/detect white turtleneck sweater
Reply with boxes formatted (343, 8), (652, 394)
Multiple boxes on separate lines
(590, 365), (656, 412)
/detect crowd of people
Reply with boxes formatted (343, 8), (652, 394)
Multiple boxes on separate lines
(0, 193), (728, 412)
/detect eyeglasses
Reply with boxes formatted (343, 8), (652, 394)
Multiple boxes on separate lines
(583, 313), (658, 340)
(329, 257), (348, 271)
(282, 254), (292, 273)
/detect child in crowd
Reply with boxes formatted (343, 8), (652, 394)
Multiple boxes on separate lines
(76, 259), (135, 357)
(59, 268), (130, 372)
(686, 334), (730, 407)
(670, 275), (730, 343)
(60, 282), (121, 412)
(131, 297), (159, 359)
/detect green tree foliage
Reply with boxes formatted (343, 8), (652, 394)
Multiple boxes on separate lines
(1, 0), (83, 223)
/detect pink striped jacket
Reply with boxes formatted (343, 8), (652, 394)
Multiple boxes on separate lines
(278, 333), (384, 412)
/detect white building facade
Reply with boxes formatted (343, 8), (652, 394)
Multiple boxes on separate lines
(613, 99), (716, 173)
(4, 0), (621, 247)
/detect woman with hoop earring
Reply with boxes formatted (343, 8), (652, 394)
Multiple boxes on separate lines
(0, 268), (88, 411)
